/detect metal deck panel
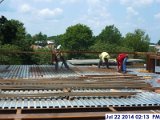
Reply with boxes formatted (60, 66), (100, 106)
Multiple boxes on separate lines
(0, 65), (78, 79)
(0, 91), (159, 109)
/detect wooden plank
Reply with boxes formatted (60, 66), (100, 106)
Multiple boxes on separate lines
(14, 109), (21, 120)
(0, 112), (107, 119)
(0, 78), (145, 84)
(83, 74), (138, 77)
(0, 81), (146, 85)
(0, 83), (150, 90)
(0, 110), (158, 119)
(0, 81), (147, 85)
(0, 92), (138, 98)
(0, 86), (150, 90)
(108, 107), (117, 112)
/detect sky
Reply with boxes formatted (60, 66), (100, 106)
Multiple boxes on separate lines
(0, 0), (160, 43)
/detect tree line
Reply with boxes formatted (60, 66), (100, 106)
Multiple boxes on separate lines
(0, 16), (159, 64)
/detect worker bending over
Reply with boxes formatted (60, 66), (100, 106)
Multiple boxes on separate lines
(54, 45), (70, 70)
(117, 53), (128, 73)
(98, 52), (110, 68)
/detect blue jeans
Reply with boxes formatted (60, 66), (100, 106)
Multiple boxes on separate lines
(122, 57), (127, 73)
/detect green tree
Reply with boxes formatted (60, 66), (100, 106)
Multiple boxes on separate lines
(47, 35), (62, 48)
(98, 25), (122, 44)
(157, 40), (160, 45)
(22, 34), (33, 50)
(32, 32), (47, 46)
(0, 16), (26, 47)
(123, 29), (150, 52)
(0, 44), (22, 64)
(0, 20), (17, 45)
(31, 48), (52, 65)
(10, 19), (26, 47)
(90, 25), (123, 52)
(148, 46), (157, 52)
(61, 24), (93, 58)
(0, 16), (34, 64)
(0, 16), (7, 24)
(20, 34), (34, 64)
(90, 40), (132, 53)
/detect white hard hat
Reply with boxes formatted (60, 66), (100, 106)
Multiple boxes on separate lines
(56, 45), (61, 49)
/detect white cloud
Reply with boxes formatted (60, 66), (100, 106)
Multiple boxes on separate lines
(120, 0), (154, 7)
(156, 0), (160, 3)
(87, 0), (110, 16)
(33, 0), (52, 2)
(87, 0), (101, 5)
(38, 8), (63, 17)
(127, 7), (139, 16)
(87, 0), (111, 7)
(120, 0), (131, 5)
(154, 13), (160, 19)
(86, 0), (112, 26)
(136, 0), (154, 5)
(19, 4), (32, 13)
(73, 0), (113, 34)
(61, 0), (78, 4)
(137, 17), (145, 23)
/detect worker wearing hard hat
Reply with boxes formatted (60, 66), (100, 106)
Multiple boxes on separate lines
(117, 53), (128, 73)
(54, 45), (70, 70)
(98, 52), (110, 68)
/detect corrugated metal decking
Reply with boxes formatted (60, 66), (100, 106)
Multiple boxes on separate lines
(0, 65), (160, 120)
(0, 65), (78, 79)
(0, 90), (159, 109)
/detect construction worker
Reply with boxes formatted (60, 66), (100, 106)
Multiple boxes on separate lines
(98, 52), (110, 68)
(117, 53), (128, 73)
(54, 45), (70, 70)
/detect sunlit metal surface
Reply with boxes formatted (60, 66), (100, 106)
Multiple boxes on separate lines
(128, 68), (160, 87)
(0, 65), (78, 79)
(0, 65), (159, 110)
(0, 90), (159, 109)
